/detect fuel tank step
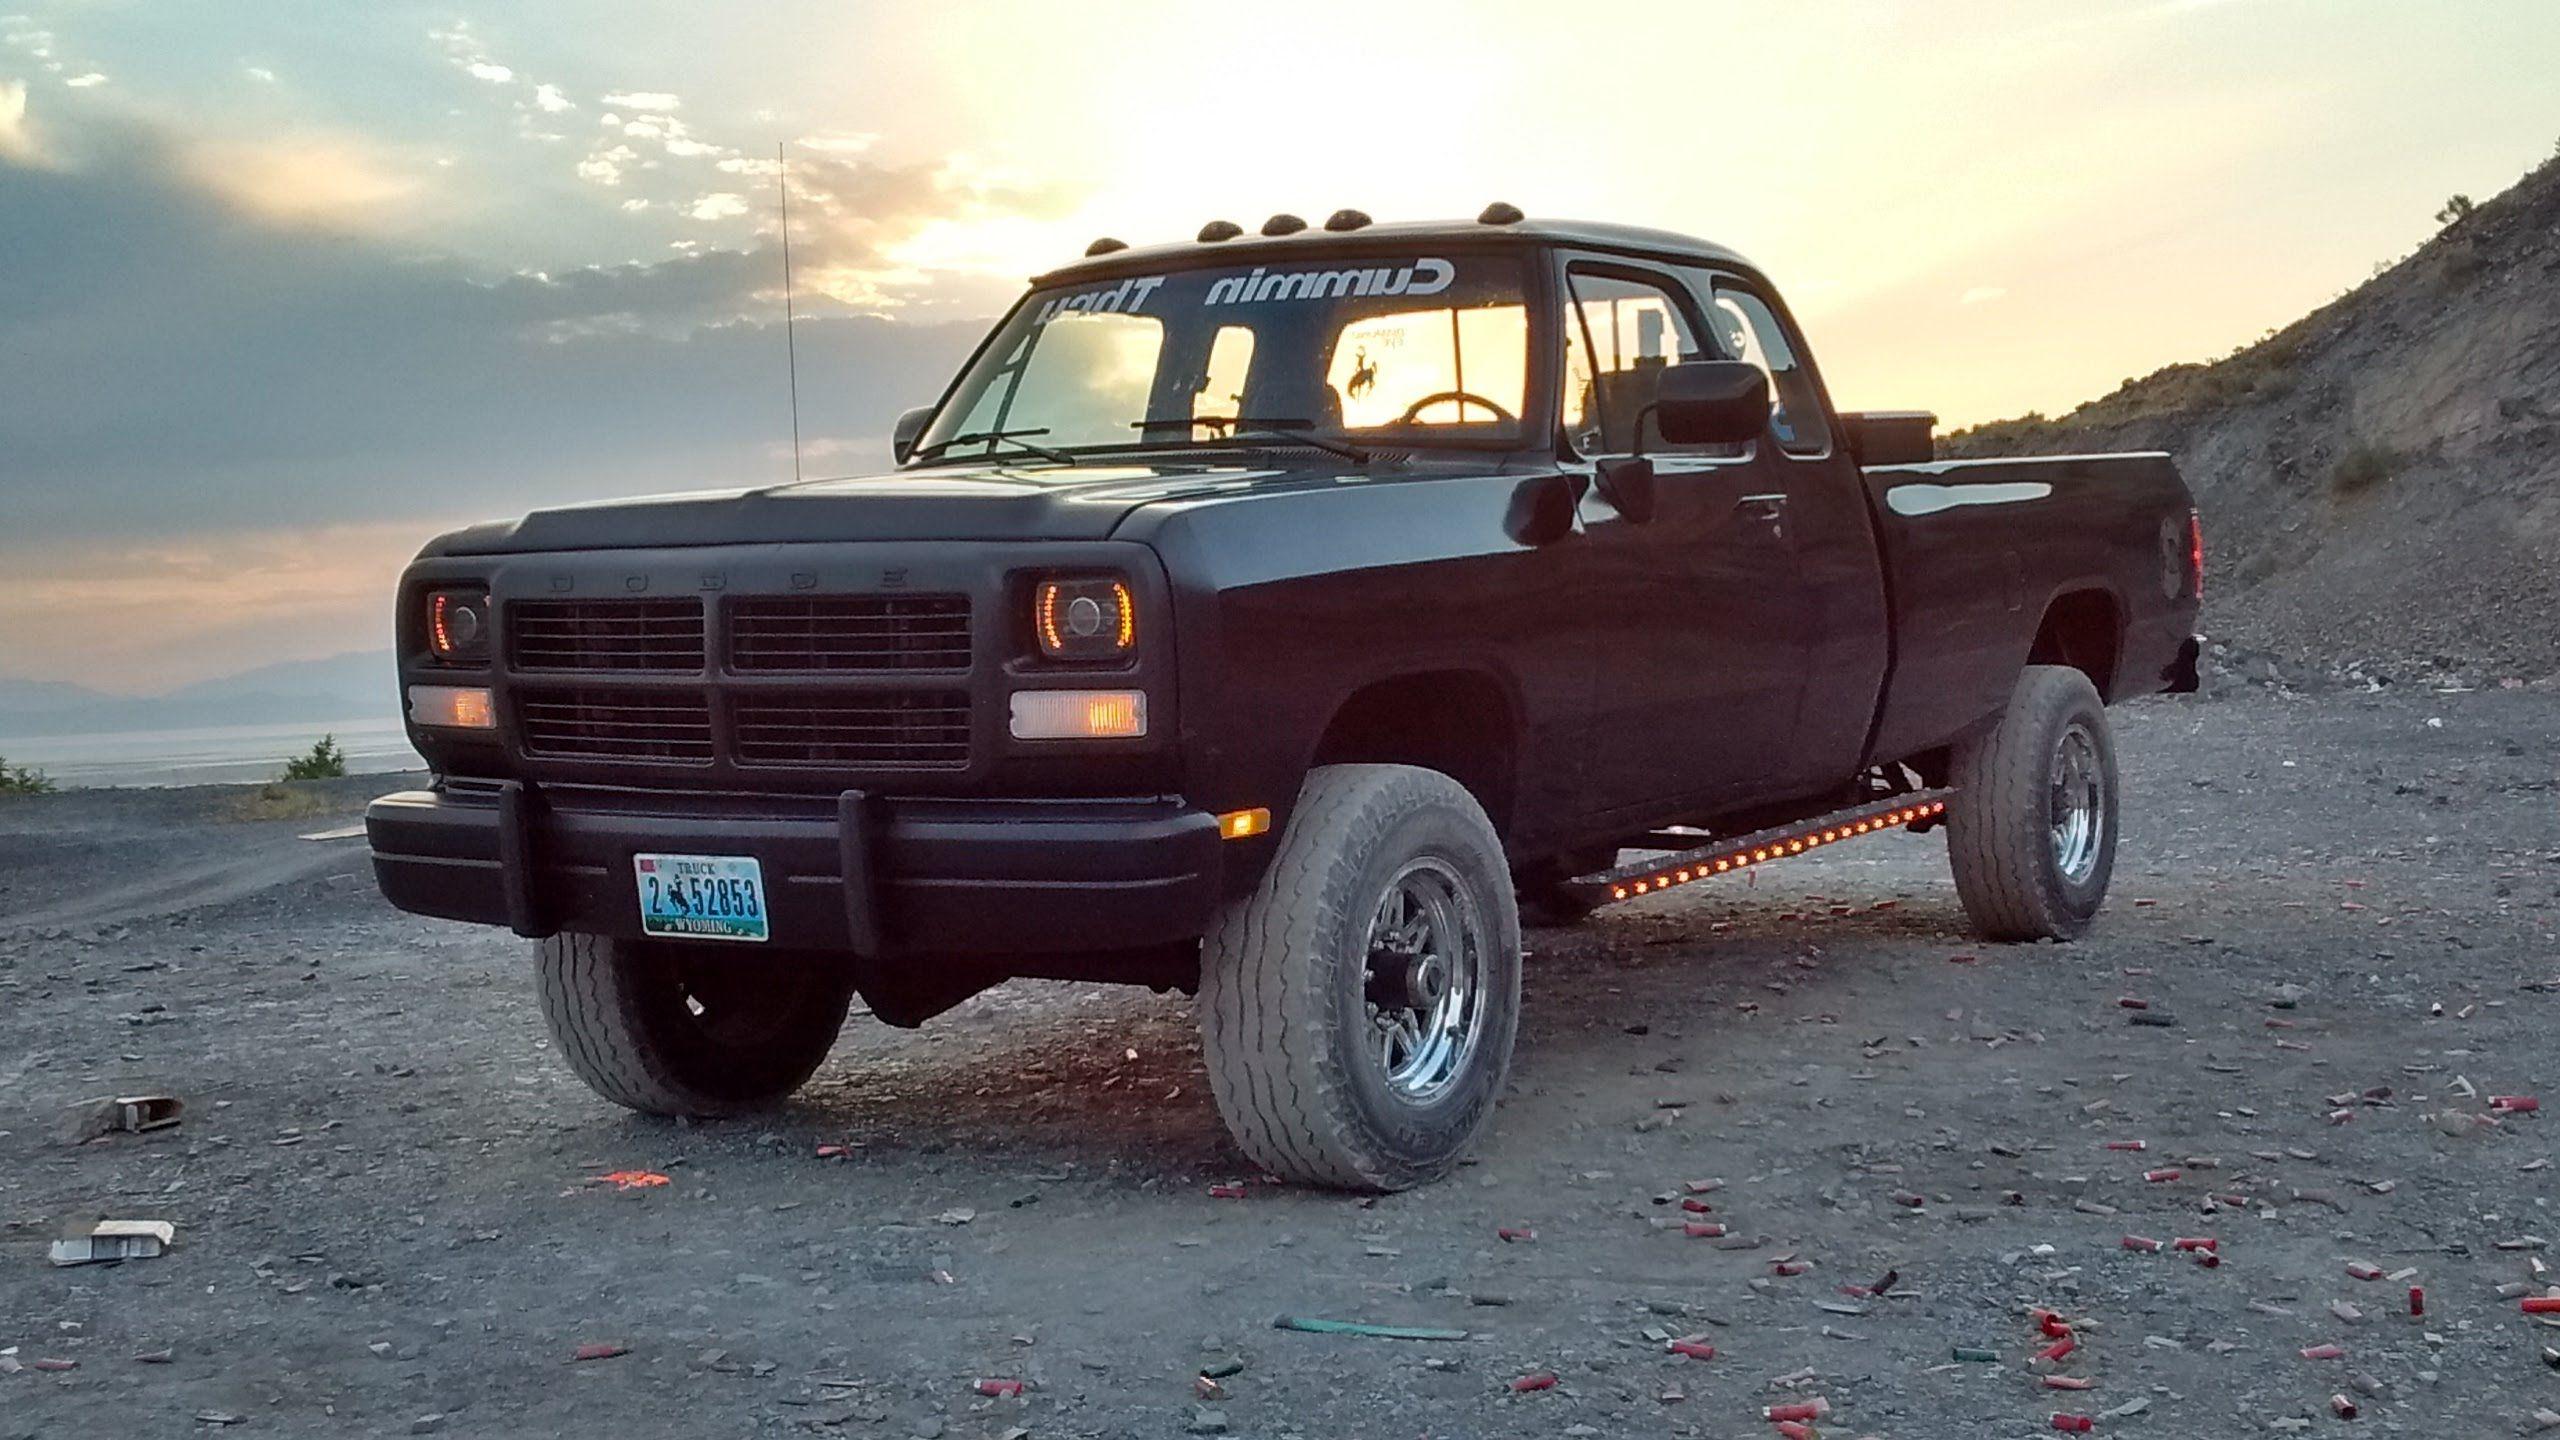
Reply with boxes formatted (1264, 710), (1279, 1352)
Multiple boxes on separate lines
(1564, 789), (1957, 908)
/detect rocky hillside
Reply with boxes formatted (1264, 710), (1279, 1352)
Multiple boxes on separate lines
(1946, 150), (2560, 686)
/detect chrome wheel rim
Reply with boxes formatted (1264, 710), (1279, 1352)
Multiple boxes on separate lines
(2050, 722), (2107, 885)
(1360, 857), (1488, 1104)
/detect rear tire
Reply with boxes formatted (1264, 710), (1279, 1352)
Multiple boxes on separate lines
(1947, 665), (2119, 941)
(535, 933), (856, 1115)
(1198, 764), (1521, 1191)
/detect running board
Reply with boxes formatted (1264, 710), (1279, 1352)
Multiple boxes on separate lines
(1564, 788), (1957, 907)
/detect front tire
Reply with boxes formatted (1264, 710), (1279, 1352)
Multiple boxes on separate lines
(1198, 764), (1522, 1191)
(1946, 665), (2119, 941)
(536, 933), (856, 1115)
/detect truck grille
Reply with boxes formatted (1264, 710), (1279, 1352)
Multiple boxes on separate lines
(729, 594), (971, 672)
(509, 599), (705, 672)
(517, 688), (715, 763)
(733, 692), (972, 770)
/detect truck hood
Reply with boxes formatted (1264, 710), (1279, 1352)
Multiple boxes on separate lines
(417, 462), (1317, 557)
(415, 455), (1539, 556)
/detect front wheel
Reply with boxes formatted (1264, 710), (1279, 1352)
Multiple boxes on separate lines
(1946, 665), (2119, 941)
(1197, 764), (1521, 1191)
(535, 934), (856, 1115)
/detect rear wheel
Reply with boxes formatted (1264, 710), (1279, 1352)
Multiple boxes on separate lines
(536, 933), (856, 1115)
(1198, 764), (1521, 1191)
(1946, 664), (2119, 941)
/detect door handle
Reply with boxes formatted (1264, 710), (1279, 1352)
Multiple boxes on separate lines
(1734, 493), (1789, 541)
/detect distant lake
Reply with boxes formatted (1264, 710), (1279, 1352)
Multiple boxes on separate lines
(2, 716), (420, 789)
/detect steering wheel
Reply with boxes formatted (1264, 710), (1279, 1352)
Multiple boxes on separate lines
(1393, 390), (1517, 425)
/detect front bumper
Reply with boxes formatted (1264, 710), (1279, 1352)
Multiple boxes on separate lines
(367, 781), (1225, 958)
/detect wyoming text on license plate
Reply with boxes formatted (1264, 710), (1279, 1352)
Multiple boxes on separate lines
(633, 854), (769, 942)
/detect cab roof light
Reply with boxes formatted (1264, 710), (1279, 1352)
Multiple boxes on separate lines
(1197, 219), (1244, 243)
(1260, 213), (1308, 236)
(1477, 201), (1525, 225)
(1084, 236), (1128, 256)
(1323, 208), (1372, 232)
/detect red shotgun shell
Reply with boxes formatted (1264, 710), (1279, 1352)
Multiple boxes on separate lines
(2492, 1096), (2540, 1112)
(1667, 1338), (1717, 1360)
(1508, 1371), (1558, 1393)
(2104, 1139), (2148, 1151)
(1681, 1196), (1714, 1213)
(2122, 1235), (2164, 1252)
(2330, 1394), (2358, 1419)
(2300, 1343), (2345, 1360)
(1683, 1221), (1727, 1238)
(2408, 1286), (2425, 1317)
(974, 1379), (1025, 1398)
(2036, 1309), (2073, 1338)
(2051, 1414), (2095, 1433)
(2144, 1168), (2183, 1183)
(2036, 1335), (2078, 1363)
(1763, 1399), (1831, 1422)
(2522, 1297), (2560, 1314)
(1771, 1259), (1810, 1277)
(1207, 1183), (1246, 1199)
(1497, 1226), (1535, 1242)
(1775, 1424), (1815, 1440)
(2172, 1236), (2218, 1252)
(2043, 1375), (2095, 1390)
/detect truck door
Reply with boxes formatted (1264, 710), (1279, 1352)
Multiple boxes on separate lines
(1683, 272), (1892, 799)
(1559, 261), (1814, 821)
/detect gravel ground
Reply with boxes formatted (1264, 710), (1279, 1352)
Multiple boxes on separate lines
(3, 688), (2557, 1439)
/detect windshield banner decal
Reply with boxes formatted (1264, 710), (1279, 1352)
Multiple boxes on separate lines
(1032, 275), (1166, 325)
(1204, 257), (1454, 307)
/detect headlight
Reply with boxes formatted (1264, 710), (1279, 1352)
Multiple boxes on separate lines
(1032, 575), (1135, 661)
(424, 588), (492, 666)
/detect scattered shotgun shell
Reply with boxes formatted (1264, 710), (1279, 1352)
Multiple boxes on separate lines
(2327, 1108), (2357, 1125)
(2104, 1139), (2148, 1151)
(2144, 1168), (2183, 1183)
(2118, 997), (2150, 1010)
(1775, 1424), (1816, 1440)
(571, 1343), (630, 1362)
(1508, 1371), (1557, 1393)
(2052, 1414), (2096, 1433)
(2173, 1237), (2219, 1253)
(2035, 1309), (2074, 1338)
(1764, 1399), (1831, 1422)
(2522, 1297), (2560, 1314)
(1953, 1346), (2001, 1362)
(1891, 1190), (1926, 1207)
(2193, 1248), (2222, 1269)
(1683, 1178), (1725, 1194)
(1680, 1197), (1715, 1215)
(2301, 1343), (2345, 1360)
(2330, 1394), (2358, 1420)
(1683, 1222), (1728, 1239)
(1666, 1337), (1717, 1360)
(2492, 1096), (2541, 1113)
(1771, 1259), (1810, 1277)
(2036, 1336), (2078, 1363)
(2542, 1346), (2560, 1371)
(2409, 1286), (2425, 1317)
(2345, 1261), (2383, 1281)
(1194, 1375), (1225, 1400)
(975, 1379), (1026, 1398)
(1497, 1226), (1535, 1242)
(2044, 1375), (2096, 1390)
(2122, 1235), (2164, 1253)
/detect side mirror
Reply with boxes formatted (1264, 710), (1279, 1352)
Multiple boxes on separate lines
(1593, 455), (1657, 523)
(891, 406), (935, 464)
(1653, 360), (1771, 447)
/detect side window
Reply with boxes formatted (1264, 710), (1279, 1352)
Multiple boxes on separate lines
(1707, 282), (1829, 458)
(1562, 269), (1727, 456)
(1192, 324), (1254, 425)
(1326, 304), (1528, 430)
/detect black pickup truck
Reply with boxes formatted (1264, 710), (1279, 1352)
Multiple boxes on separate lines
(369, 208), (2201, 1190)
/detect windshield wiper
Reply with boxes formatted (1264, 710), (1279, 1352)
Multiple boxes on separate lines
(914, 427), (1075, 466)
(1132, 416), (1370, 464)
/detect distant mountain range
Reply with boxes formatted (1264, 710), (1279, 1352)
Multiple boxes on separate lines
(0, 650), (399, 737)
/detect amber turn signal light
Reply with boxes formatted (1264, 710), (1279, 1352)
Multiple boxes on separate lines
(1216, 807), (1271, 840)
(408, 684), (495, 730)
(424, 588), (491, 666)
(1009, 689), (1145, 740)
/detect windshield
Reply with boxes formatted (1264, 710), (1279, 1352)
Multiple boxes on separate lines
(915, 253), (1532, 463)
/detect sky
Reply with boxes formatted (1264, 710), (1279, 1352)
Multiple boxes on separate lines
(3, 0), (2557, 693)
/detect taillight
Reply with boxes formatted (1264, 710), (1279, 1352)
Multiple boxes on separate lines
(2186, 509), (2205, 602)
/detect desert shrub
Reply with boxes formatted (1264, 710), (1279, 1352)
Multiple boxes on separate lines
(279, 734), (347, 782)
(2434, 194), (2475, 228)
(0, 754), (56, 796)
(2331, 442), (2399, 497)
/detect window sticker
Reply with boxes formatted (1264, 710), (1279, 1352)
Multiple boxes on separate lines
(1204, 258), (1454, 306)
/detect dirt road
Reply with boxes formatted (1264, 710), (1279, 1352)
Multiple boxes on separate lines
(3, 689), (2556, 1438)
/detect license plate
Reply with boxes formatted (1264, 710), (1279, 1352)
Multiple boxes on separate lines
(633, 854), (769, 943)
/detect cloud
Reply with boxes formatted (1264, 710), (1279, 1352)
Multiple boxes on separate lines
(245, 66), (278, 84)
(0, 79), (39, 166)
(178, 133), (423, 231)
(602, 90), (681, 112)
(575, 143), (637, 185)
(687, 191), (747, 222)
(532, 82), (571, 113)
(63, 71), (105, 88)
(464, 60), (514, 84)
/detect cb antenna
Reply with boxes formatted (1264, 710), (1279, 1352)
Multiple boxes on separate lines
(776, 141), (804, 482)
